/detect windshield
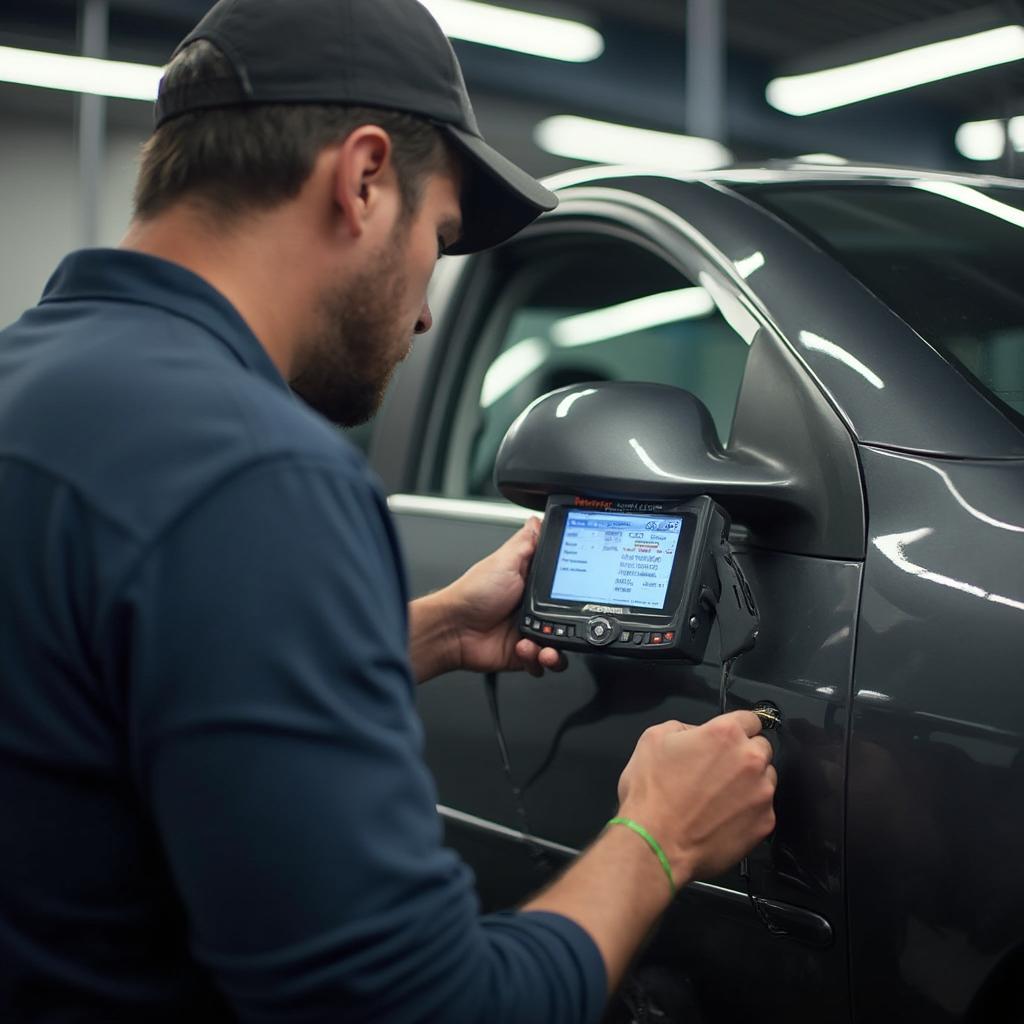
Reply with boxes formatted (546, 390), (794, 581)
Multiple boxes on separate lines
(739, 181), (1024, 429)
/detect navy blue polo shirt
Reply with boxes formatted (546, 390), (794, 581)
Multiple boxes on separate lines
(0, 250), (605, 1023)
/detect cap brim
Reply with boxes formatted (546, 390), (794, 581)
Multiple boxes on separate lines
(440, 125), (558, 255)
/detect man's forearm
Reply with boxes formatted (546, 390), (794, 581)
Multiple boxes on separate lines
(522, 821), (684, 992)
(408, 589), (461, 683)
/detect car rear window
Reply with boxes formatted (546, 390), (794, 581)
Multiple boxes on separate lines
(738, 181), (1024, 429)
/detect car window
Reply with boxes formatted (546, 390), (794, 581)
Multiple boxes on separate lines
(446, 234), (754, 498)
(738, 182), (1024, 429)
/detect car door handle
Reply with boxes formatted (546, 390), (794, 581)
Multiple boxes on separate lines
(741, 892), (834, 949)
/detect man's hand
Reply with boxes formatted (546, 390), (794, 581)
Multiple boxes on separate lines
(408, 518), (567, 683)
(615, 711), (777, 884)
(524, 710), (776, 991)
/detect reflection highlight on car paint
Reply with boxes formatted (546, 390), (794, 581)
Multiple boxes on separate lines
(855, 689), (893, 702)
(874, 527), (1024, 612)
(911, 180), (1024, 230)
(798, 330), (885, 390)
(733, 250), (766, 278)
(554, 388), (597, 418)
(628, 437), (678, 480)
(878, 452), (1024, 533)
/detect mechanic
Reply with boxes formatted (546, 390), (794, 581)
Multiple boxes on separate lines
(0, 0), (777, 1021)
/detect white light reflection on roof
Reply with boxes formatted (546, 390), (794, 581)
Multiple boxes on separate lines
(912, 181), (1024, 230)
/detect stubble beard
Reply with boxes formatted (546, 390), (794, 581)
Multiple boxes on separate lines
(289, 229), (412, 427)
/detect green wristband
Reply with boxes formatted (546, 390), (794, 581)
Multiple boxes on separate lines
(607, 816), (677, 897)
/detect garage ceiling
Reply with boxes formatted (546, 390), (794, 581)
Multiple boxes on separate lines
(2, 0), (1023, 170)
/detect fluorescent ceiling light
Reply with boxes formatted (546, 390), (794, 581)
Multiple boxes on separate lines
(1011, 116), (1024, 151)
(956, 116), (1024, 159)
(480, 337), (547, 408)
(955, 119), (1006, 161)
(480, 286), (715, 407)
(767, 24), (1024, 116)
(0, 2), (602, 106)
(536, 116), (732, 172)
(0, 44), (162, 100)
(912, 181), (1024, 231)
(423, 0), (603, 62)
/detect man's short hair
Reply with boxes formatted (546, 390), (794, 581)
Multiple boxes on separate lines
(134, 40), (449, 222)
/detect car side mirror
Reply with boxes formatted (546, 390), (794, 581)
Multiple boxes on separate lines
(494, 380), (789, 515)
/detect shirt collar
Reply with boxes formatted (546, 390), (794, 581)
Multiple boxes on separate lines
(40, 249), (289, 394)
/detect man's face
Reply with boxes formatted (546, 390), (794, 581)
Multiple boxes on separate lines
(290, 167), (462, 426)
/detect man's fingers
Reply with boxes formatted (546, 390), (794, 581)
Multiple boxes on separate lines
(516, 637), (567, 675)
(512, 517), (541, 551)
(751, 735), (774, 766)
(725, 709), (764, 738)
(649, 719), (692, 736)
(537, 646), (567, 672)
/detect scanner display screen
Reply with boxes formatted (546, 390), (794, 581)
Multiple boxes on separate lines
(549, 511), (683, 610)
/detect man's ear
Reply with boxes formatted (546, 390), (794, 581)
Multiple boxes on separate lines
(333, 125), (394, 241)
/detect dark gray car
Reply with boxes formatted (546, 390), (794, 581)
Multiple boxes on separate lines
(364, 163), (1024, 1023)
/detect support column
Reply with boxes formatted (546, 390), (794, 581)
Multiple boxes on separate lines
(77, 0), (109, 248)
(686, 0), (726, 143)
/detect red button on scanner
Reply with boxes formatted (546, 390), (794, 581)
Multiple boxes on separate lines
(650, 633), (663, 645)
(542, 623), (554, 635)
(663, 631), (675, 642)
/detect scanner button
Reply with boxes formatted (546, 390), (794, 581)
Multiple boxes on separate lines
(522, 617), (533, 629)
(585, 617), (615, 646)
(541, 623), (554, 635)
(567, 625), (576, 637)
(663, 631), (675, 642)
(651, 633), (664, 645)
(620, 631), (632, 643)
(633, 632), (644, 645)
(554, 625), (566, 637)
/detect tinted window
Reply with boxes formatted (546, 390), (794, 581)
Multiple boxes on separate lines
(741, 182), (1024, 426)
(444, 234), (754, 498)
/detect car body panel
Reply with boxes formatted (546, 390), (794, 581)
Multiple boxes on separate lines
(392, 498), (859, 1022)
(369, 164), (1024, 1022)
(848, 446), (1024, 1021)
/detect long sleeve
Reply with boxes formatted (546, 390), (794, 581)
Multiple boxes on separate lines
(108, 454), (606, 1024)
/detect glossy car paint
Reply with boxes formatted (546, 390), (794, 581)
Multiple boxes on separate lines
(397, 506), (858, 1021)
(849, 447), (1024, 1021)
(370, 165), (1024, 1022)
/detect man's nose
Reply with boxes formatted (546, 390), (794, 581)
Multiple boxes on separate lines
(414, 301), (433, 335)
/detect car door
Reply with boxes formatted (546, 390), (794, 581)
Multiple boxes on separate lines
(369, 187), (865, 1023)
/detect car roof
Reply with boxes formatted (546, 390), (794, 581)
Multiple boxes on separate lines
(542, 161), (1024, 192)
(532, 161), (1024, 458)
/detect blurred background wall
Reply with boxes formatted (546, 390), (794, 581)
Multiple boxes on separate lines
(2, 0), (1023, 326)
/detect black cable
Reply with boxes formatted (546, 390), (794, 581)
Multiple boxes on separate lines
(714, 615), (788, 938)
(483, 671), (557, 875)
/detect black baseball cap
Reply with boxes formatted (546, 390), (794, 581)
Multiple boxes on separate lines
(154, 0), (558, 254)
